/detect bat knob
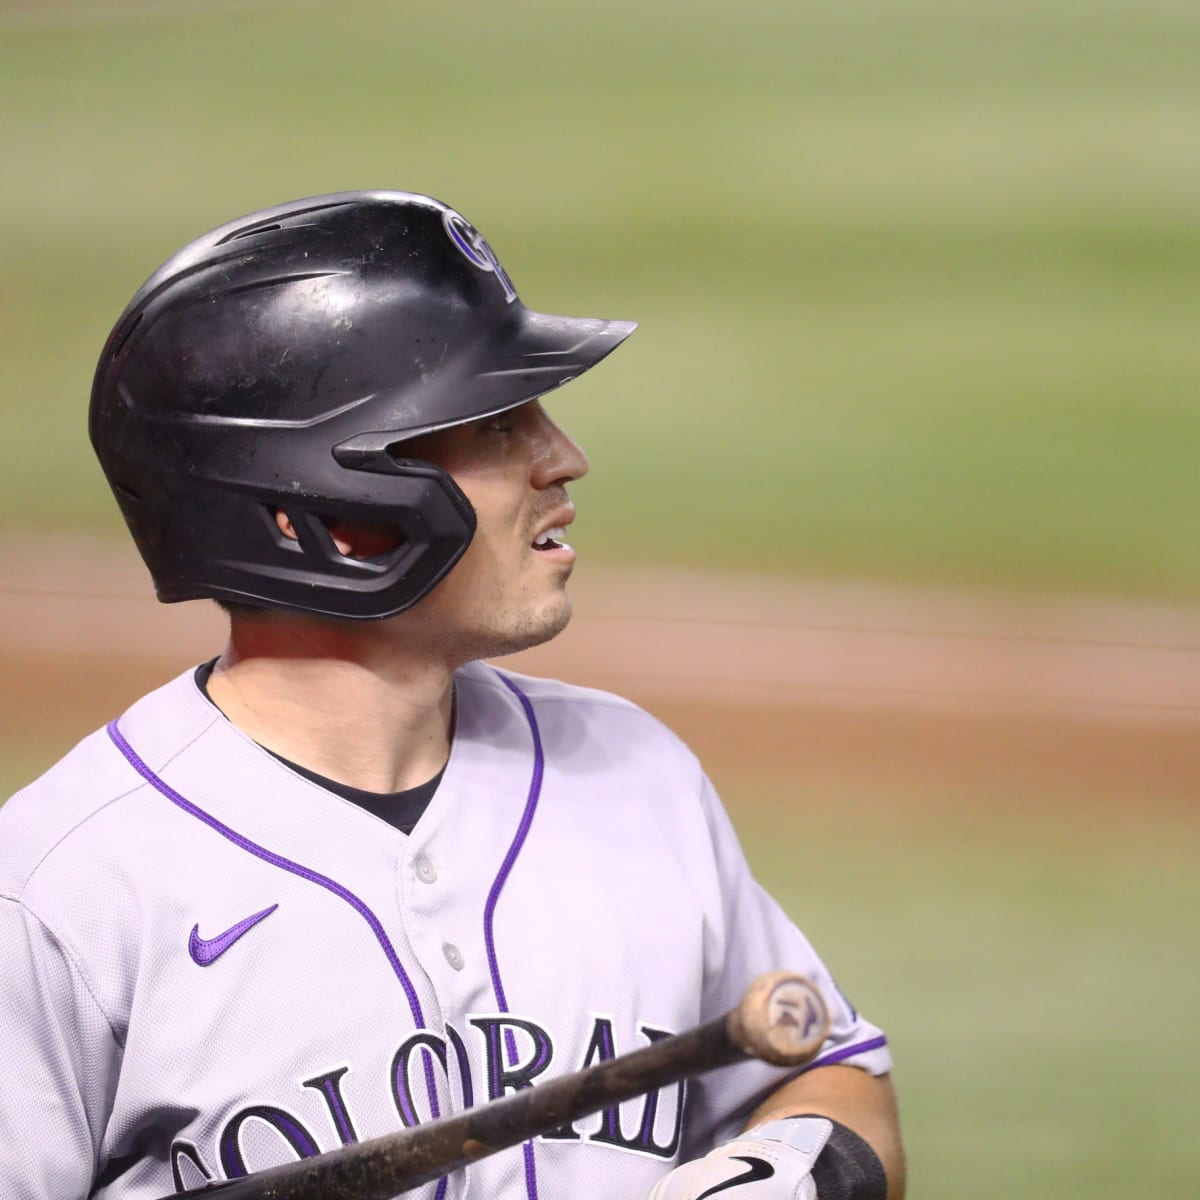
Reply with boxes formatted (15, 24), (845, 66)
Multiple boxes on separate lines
(728, 971), (832, 1067)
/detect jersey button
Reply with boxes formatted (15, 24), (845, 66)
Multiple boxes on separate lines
(443, 942), (464, 971)
(414, 854), (438, 884)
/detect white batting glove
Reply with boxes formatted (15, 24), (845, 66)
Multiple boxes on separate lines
(646, 1117), (833, 1200)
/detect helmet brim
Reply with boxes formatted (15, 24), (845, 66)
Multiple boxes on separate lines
(378, 308), (638, 440)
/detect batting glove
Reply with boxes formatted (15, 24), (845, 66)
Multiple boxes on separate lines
(645, 1116), (832, 1199)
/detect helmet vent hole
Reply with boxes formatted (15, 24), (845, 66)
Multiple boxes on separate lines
(214, 200), (354, 246)
(229, 223), (282, 241)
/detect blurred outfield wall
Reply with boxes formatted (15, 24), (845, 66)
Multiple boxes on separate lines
(1, 3), (1198, 1197)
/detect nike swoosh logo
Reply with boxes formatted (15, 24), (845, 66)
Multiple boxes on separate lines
(696, 1155), (776, 1198)
(189, 904), (278, 966)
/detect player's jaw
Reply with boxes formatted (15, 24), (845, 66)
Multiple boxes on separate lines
(408, 524), (578, 666)
(434, 499), (583, 663)
(387, 403), (590, 664)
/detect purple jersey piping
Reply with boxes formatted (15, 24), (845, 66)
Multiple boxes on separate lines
(106, 719), (450, 1200)
(482, 672), (545, 1200)
(800, 1034), (889, 1072)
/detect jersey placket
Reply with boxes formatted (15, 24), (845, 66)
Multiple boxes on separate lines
(395, 669), (548, 1200)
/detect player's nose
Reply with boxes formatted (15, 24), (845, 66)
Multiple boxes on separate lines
(530, 405), (589, 488)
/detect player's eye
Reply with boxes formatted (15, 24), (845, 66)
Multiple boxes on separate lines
(481, 414), (514, 434)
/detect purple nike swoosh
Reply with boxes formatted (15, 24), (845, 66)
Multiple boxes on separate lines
(695, 1156), (776, 1199)
(188, 904), (278, 966)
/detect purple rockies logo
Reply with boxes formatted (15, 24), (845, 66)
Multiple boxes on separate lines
(442, 209), (519, 304)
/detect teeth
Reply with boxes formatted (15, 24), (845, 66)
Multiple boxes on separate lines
(534, 526), (567, 547)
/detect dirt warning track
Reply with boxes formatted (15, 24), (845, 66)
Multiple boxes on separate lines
(3, 534), (1198, 799)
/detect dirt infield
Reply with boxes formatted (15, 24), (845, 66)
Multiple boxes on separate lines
(3, 534), (1198, 799)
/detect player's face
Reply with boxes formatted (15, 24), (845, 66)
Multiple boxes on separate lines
(393, 400), (590, 663)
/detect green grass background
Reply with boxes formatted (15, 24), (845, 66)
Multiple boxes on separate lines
(3, 0), (1200, 594)
(724, 775), (1200, 1196)
(2, 2), (1198, 1195)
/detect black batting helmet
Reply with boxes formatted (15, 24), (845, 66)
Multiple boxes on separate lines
(89, 190), (635, 619)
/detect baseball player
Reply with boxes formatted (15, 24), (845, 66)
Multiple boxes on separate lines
(0, 192), (904, 1200)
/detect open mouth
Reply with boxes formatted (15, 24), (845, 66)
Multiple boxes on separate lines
(532, 526), (568, 552)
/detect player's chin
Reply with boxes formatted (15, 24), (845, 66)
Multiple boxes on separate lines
(524, 591), (575, 645)
(487, 593), (574, 660)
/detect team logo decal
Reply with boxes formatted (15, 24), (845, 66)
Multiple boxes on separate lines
(442, 209), (519, 304)
(171, 1014), (686, 1186)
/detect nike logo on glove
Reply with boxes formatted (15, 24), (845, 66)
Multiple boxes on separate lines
(189, 904), (278, 966)
(696, 1156), (776, 1198)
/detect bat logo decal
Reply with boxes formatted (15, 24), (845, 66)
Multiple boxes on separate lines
(767, 978), (827, 1040)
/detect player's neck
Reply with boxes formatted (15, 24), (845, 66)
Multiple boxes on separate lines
(205, 616), (455, 794)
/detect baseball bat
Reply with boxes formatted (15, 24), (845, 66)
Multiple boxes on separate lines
(162, 971), (830, 1200)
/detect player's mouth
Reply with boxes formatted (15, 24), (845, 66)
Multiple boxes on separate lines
(532, 526), (569, 552)
(530, 509), (576, 563)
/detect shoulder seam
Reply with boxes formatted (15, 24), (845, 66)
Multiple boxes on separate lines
(124, 707), (223, 779)
(17, 709), (223, 898)
(14, 779), (145, 901)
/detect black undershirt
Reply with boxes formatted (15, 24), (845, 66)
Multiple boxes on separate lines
(193, 660), (442, 835)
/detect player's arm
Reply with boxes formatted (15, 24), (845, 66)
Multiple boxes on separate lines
(0, 896), (115, 1199)
(646, 1064), (904, 1200)
(746, 1064), (905, 1196)
(655, 773), (905, 1199)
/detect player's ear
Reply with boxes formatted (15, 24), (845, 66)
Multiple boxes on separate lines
(273, 509), (402, 561)
(274, 511), (299, 541)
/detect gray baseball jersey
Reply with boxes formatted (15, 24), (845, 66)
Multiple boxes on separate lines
(0, 662), (891, 1200)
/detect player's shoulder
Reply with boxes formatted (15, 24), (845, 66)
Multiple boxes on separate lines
(462, 660), (671, 726)
(0, 667), (211, 900)
(460, 661), (701, 769)
(0, 724), (139, 900)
